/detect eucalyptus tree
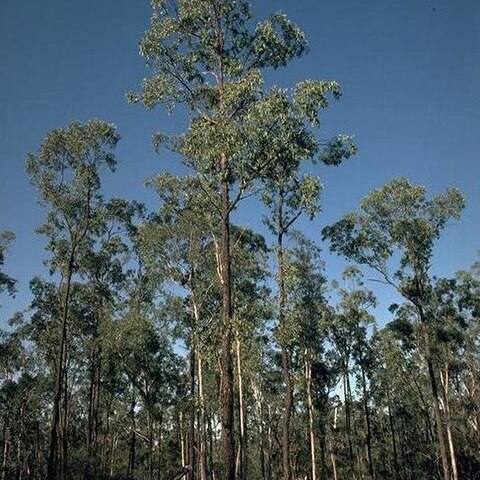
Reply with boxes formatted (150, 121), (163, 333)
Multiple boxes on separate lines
(262, 169), (321, 479)
(370, 325), (430, 479)
(431, 268), (480, 479)
(129, 2), (356, 476)
(26, 119), (119, 479)
(332, 267), (377, 479)
(454, 260), (480, 476)
(0, 234), (18, 476)
(77, 198), (141, 479)
(261, 148), (354, 478)
(230, 224), (270, 480)
(323, 177), (465, 480)
(107, 304), (181, 480)
(96, 211), (183, 480)
(0, 323), (25, 480)
(283, 234), (330, 480)
(262, 150), (351, 479)
(431, 277), (469, 480)
(139, 173), (217, 480)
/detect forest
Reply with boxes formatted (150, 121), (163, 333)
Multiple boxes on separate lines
(0, 1), (479, 480)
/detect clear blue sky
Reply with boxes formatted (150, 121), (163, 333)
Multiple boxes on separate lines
(1, 0), (479, 322)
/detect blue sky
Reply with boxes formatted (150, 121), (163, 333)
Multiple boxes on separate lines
(1, 0), (479, 322)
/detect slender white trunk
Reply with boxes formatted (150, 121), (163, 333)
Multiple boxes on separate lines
(198, 353), (207, 480)
(440, 364), (458, 480)
(235, 334), (246, 480)
(330, 407), (338, 480)
(305, 351), (316, 480)
(180, 412), (186, 469)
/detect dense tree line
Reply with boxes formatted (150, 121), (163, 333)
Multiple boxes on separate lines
(1, 1), (478, 479)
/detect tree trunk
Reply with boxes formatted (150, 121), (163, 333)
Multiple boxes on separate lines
(109, 434), (118, 478)
(277, 223), (293, 480)
(235, 334), (246, 480)
(197, 353), (208, 480)
(305, 353), (317, 480)
(220, 153), (235, 480)
(188, 331), (196, 480)
(208, 414), (215, 480)
(61, 347), (70, 480)
(386, 387), (399, 479)
(180, 412), (186, 470)
(329, 407), (338, 480)
(252, 382), (266, 480)
(417, 308), (451, 480)
(215, 6), (235, 474)
(47, 252), (74, 480)
(148, 408), (154, 480)
(1, 412), (9, 480)
(128, 398), (136, 476)
(440, 364), (458, 480)
(267, 404), (273, 480)
(343, 362), (355, 478)
(85, 333), (102, 480)
(157, 415), (163, 480)
(358, 348), (374, 480)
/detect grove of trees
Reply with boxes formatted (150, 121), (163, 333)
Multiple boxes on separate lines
(1, 1), (478, 480)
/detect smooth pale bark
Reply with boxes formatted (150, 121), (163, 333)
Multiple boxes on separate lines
(192, 284), (205, 480)
(329, 407), (338, 480)
(128, 398), (136, 477)
(417, 308), (451, 480)
(187, 331), (195, 480)
(208, 415), (215, 480)
(1, 412), (10, 480)
(197, 353), (208, 480)
(235, 334), (246, 480)
(343, 363), (355, 479)
(147, 407), (154, 480)
(179, 412), (186, 470)
(109, 433), (118, 478)
(219, 181), (235, 480)
(305, 352), (317, 480)
(157, 417), (163, 480)
(386, 387), (400, 479)
(440, 364), (459, 480)
(252, 382), (266, 480)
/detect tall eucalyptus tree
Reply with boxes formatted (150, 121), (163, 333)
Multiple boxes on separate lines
(129, 2), (354, 477)
(323, 177), (465, 480)
(26, 119), (119, 479)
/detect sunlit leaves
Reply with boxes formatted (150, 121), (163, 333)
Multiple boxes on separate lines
(323, 177), (466, 298)
(294, 80), (341, 126)
(251, 12), (308, 69)
(26, 120), (120, 276)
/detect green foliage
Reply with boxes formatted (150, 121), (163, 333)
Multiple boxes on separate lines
(0, 231), (16, 301)
(323, 177), (465, 290)
(2, 2), (477, 480)
(130, 0), (355, 215)
(26, 120), (120, 276)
